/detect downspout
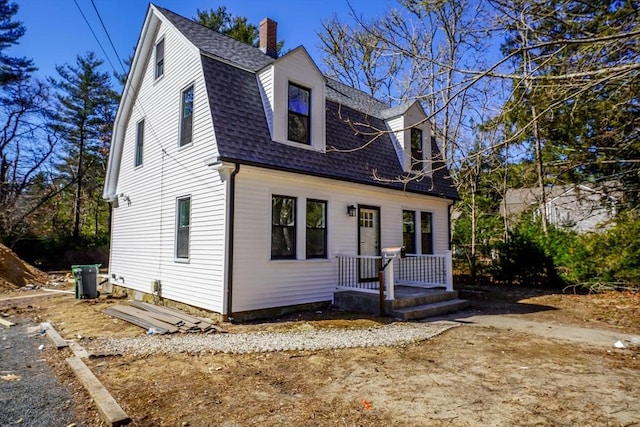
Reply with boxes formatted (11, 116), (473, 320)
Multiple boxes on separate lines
(226, 164), (240, 321)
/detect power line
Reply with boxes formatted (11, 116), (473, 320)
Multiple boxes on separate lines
(89, 0), (127, 74)
(71, 0), (118, 73)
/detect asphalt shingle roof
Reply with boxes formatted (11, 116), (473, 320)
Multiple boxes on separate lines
(156, 6), (274, 72)
(158, 6), (458, 200)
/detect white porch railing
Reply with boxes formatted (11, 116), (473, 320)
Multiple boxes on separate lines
(395, 252), (453, 291)
(336, 251), (453, 298)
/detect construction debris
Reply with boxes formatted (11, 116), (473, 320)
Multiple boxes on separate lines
(104, 301), (226, 335)
(0, 243), (49, 291)
(0, 318), (15, 328)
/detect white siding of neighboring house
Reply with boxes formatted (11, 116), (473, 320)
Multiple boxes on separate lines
(108, 17), (227, 313)
(231, 165), (452, 313)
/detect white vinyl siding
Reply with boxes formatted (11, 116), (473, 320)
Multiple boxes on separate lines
(231, 165), (451, 313)
(108, 16), (225, 313)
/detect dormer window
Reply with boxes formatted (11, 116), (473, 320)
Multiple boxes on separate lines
(155, 38), (164, 79)
(287, 82), (310, 144)
(411, 128), (423, 171)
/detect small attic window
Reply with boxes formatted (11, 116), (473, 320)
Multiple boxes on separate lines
(287, 82), (310, 144)
(155, 38), (164, 79)
(411, 128), (423, 171)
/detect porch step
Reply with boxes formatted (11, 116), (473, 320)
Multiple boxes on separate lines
(389, 299), (470, 321)
(389, 287), (458, 310)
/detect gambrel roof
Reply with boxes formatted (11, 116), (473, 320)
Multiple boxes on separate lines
(106, 5), (458, 201)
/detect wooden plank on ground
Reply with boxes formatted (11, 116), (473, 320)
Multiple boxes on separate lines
(68, 341), (91, 359)
(0, 318), (15, 327)
(128, 301), (227, 333)
(104, 307), (169, 334)
(40, 322), (68, 349)
(66, 356), (131, 427)
(109, 305), (179, 333)
(131, 301), (205, 324)
(128, 301), (186, 326)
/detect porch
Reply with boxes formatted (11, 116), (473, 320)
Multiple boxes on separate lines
(333, 252), (469, 320)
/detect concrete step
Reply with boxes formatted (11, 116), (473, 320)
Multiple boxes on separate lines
(389, 299), (470, 321)
(389, 289), (459, 310)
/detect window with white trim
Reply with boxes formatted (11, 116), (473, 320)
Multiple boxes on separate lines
(306, 199), (327, 258)
(176, 197), (190, 259)
(411, 128), (423, 171)
(179, 85), (194, 147)
(155, 38), (164, 79)
(421, 212), (433, 254)
(287, 82), (310, 144)
(403, 210), (416, 254)
(135, 119), (144, 167)
(271, 195), (296, 259)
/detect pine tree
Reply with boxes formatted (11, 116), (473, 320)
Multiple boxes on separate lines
(49, 52), (118, 242)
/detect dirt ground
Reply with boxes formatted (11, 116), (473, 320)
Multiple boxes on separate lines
(1, 283), (639, 426)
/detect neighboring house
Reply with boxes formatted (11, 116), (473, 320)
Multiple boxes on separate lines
(103, 5), (459, 321)
(501, 183), (619, 233)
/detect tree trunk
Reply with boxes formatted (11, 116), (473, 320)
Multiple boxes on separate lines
(73, 130), (84, 243)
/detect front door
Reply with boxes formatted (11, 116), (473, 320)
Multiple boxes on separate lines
(358, 206), (380, 282)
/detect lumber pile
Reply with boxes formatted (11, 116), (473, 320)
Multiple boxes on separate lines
(104, 301), (226, 335)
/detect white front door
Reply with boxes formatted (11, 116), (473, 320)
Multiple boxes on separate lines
(358, 206), (380, 281)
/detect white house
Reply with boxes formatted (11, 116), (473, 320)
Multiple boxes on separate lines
(501, 183), (619, 233)
(103, 5), (460, 321)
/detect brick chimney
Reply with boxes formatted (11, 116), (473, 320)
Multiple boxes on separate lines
(259, 18), (278, 59)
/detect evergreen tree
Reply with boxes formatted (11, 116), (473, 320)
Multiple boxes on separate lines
(195, 6), (284, 54)
(0, 0), (35, 86)
(49, 52), (118, 242)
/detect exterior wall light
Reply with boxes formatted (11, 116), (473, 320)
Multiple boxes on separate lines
(347, 205), (357, 217)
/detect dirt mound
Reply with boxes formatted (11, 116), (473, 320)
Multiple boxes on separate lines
(0, 243), (49, 290)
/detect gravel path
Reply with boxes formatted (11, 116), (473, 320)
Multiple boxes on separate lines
(0, 320), (79, 427)
(86, 321), (459, 356)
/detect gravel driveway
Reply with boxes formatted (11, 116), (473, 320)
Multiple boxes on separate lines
(0, 320), (79, 427)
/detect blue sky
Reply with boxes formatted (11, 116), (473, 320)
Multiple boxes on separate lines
(12, 0), (396, 86)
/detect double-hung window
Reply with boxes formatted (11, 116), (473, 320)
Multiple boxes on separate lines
(135, 119), (144, 167)
(411, 128), (423, 171)
(287, 83), (311, 144)
(421, 212), (433, 254)
(402, 210), (416, 254)
(306, 199), (327, 258)
(271, 195), (296, 259)
(176, 197), (191, 259)
(155, 38), (164, 79)
(180, 85), (194, 147)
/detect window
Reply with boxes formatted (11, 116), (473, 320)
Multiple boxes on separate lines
(135, 119), (144, 167)
(421, 212), (433, 254)
(176, 197), (191, 259)
(155, 38), (164, 79)
(180, 85), (194, 146)
(403, 210), (416, 254)
(272, 195), (296, 259)
(411, 128), (423, 171)
(306, 199), (327, 258)
(287, 83), (310, 144)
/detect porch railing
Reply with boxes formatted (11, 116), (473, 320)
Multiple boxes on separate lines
(336, 255), (382, 292)
(396, 254), (450, 289)
(336, 251), (453, 295)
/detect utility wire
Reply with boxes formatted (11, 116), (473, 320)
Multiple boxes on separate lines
(89, 0), (127, 74)
(72, 0), (118, 73)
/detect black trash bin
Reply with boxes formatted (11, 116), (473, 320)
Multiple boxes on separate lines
(71, 264), (101, 299)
